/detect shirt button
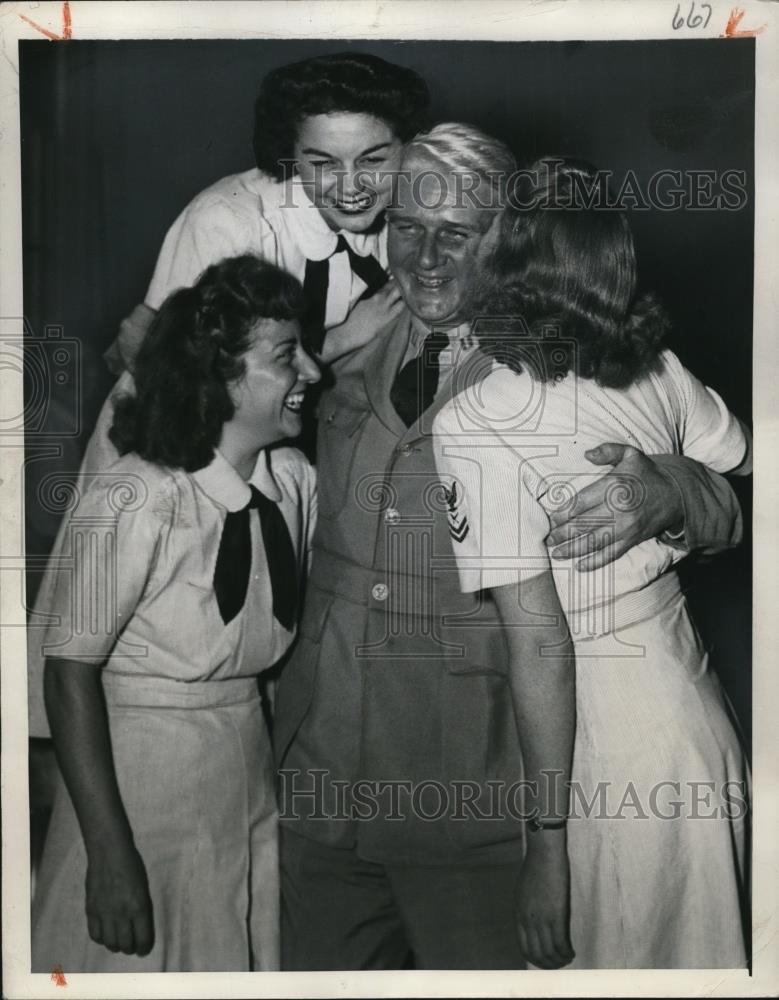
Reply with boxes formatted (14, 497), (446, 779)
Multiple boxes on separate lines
(399, 445), (414, 457)
(384, 508), (400, 525)
(372, 583), (389, 602)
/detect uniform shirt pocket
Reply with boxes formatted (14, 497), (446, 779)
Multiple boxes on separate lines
(316, 393), (371, 519)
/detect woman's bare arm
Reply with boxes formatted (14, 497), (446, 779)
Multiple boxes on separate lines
(491, 570), (576, 969)
(44, 657), (154, 957)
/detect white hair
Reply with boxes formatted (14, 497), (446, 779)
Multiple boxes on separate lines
(405, 122), (516, 195)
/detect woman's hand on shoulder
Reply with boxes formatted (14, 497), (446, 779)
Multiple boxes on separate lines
(85, 837), (155, 957)
(320, 277), (405, 363)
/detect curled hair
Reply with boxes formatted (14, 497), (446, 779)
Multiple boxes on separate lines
(253, 52), (431, 181)
(109, 256), (305, 471)
(476, 158), (669, 389)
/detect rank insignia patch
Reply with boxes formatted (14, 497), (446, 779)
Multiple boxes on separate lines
(443, 480), (469, 543)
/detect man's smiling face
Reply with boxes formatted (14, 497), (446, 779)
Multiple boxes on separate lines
(386, 151), (502, 327)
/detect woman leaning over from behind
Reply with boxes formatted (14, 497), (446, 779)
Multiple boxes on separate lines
(32, 256), (319, 972)
(433, 159), (751, 969)
(27, 51), (428, 796)
(103, 51), (430, 401)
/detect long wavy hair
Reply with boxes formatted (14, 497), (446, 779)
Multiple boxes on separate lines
(475, 158), (670, 389)
(253, 52), (431, 181)
(109, 256), (305, 471)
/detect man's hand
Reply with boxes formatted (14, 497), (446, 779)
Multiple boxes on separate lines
(319, 278), (405, 363)
(546, 443), (684, 572)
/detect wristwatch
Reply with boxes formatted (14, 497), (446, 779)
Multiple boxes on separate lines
(526, 815), (567, 833)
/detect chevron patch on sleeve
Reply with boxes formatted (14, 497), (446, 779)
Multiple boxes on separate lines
(443, 479), (470, 543)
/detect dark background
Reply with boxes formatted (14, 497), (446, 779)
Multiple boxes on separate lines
(20, 38), (753, 742)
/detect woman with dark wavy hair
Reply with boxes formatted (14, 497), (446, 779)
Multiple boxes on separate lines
(71, 50), (430, 487)
(28, 52), (429, 748)
(253, 51), (430, 184)
(103, 51), (430, 383)
(434, 159), (751, 969)
(31, 256), (320, 972)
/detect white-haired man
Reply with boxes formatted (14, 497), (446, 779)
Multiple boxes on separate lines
(274, 124), (743, 970)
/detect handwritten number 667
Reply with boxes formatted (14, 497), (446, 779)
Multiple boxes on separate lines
(672, 2), (713, 29)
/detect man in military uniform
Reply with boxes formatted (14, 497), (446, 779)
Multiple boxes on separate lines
(275, 123), (743, 970)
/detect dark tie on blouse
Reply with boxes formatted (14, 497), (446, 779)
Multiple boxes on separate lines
(213, 485), (297, 630)
(302, 235), (389, 353)
(389, 329), (450, 427)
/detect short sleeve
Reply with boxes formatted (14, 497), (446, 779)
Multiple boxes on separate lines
(145, 196), (277, 309)
(433, 404), (552, 594)
(41, 472), (165, 664)
(664, 352), (749, 474)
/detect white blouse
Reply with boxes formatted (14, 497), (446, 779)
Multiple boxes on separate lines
(34, 446), (316, 689)
(146, 169), (389, 330)
(433, 349), (748, 613)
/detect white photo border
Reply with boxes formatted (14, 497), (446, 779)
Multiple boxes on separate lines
(1, 2), (777, 997)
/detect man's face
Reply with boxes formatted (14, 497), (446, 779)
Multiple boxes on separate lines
(386, 151), (501, 327)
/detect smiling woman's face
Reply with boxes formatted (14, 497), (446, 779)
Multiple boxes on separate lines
(293, 112), (403, 233)
(227, 318), (320, 450)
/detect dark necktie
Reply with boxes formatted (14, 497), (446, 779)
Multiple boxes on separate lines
(389, 328), (450, 427)
(213, 485), (297, 630)
(302, 235), (388, 353)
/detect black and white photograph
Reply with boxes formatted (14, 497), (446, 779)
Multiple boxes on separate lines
(1, 1), (777, 997)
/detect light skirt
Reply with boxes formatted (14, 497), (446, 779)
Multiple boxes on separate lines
(565, 585), (749, 968)
(32, 673), (279, 972)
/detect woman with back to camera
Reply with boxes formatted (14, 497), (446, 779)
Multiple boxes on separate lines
(32, 255), (320, 971)
(433, 159), (751, 969)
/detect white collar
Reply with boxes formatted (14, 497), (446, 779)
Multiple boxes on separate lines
(282, 176), (386, 262)
(191, 449), (281, 512)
